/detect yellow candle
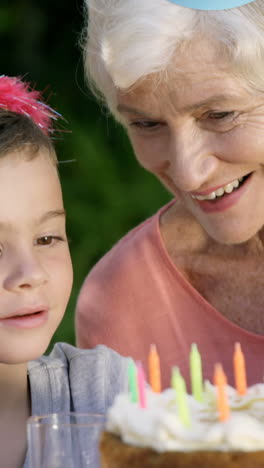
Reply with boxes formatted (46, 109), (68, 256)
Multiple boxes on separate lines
(233, 342), (247, 395)
(214, 363), (230, 422)
(171, 367), (191, 427)
(190, 343), (203, 402)
(149, 344), (161, 393)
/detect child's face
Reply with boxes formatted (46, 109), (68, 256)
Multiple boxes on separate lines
(0, 149), (73, 364)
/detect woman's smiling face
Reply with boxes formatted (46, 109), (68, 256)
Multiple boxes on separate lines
(116, 40), (264, 245)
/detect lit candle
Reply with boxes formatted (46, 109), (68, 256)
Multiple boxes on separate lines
(137, 362), (147, 409)
(190, 343), (203, 402)
(128, 359), (138, 403)
(214, 363), (230, 422)
(233, 342), (247, 396)
(149, 344), (161, 393)
(171, 367), (191, 427)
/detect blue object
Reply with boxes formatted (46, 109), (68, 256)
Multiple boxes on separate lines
(23, 343), (130, 468)
(166, 0), (255, 10)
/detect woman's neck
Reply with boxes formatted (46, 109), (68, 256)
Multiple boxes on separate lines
(160, 201), (264, 258)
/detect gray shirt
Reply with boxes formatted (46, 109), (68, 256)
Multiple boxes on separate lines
(23, 342), (129, 468)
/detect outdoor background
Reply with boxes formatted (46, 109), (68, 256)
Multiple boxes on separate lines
(1, 0), (171, 351)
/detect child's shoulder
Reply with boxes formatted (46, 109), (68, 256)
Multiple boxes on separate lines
(28, 343), (129, 414)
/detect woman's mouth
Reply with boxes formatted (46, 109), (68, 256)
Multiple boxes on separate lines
(191, 173), (253, 213)
(191, 173), (252, 202)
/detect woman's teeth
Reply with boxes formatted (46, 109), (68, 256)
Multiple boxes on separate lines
(192, 177), (243, 201)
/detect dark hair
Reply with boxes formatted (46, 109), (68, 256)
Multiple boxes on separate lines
(0, 109), (57, 164)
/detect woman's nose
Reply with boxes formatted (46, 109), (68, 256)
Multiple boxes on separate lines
(168, 125), (218, 192)
(3, 250), (48, 291)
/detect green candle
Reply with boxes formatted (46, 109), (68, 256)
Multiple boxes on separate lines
(190, 343), (203, 402)
(171, 367), (191, 427)
(128, 359), (138, 403)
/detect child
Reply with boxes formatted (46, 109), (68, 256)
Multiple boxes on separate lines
(0, 76), (129, 468)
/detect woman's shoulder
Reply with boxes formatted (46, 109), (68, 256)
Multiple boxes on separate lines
(100, 205), (162, 256)
(83, 200), (176, 279)
(76, 199), (205, 302)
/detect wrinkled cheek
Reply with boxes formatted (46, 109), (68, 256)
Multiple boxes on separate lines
(151, 171), (183, 200)
(130, 138), (168, 173)
(132, 146), (154, 171)
(134, 154), (171, 184)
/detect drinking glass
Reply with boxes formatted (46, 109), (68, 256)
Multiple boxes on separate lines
(27, 412), (105, 468)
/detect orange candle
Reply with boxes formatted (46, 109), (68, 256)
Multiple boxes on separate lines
(233, 342), (247, 395)
(148, 344), (161, 393)
(214, 363), (230, 422)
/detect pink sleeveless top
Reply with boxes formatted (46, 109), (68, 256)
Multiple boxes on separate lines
(75, 201), (264, 390)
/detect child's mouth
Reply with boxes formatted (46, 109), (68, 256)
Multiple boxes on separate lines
(0, 309), (49, 329)
(12, 310), (42, 318)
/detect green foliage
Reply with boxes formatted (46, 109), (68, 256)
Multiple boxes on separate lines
(1, 0), (171, 350)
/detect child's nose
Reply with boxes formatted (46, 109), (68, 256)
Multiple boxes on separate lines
(3, 251), (48, 291)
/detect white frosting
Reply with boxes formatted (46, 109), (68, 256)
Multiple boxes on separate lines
(106, 382), (264, 452)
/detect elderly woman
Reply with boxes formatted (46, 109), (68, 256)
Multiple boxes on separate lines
(76, 0), (264, 389)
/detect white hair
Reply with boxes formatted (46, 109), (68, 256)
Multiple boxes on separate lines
(83, 0), (264, 111)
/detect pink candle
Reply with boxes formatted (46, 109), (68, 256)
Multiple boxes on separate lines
(137, 362), (147, 409)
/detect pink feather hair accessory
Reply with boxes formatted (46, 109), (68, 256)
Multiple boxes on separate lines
(0, 75), (61, 135)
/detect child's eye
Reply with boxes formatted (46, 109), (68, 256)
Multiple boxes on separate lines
(35, 236), (64, 246)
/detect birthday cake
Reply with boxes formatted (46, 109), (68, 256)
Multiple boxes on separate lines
(100, 345), (264, 467)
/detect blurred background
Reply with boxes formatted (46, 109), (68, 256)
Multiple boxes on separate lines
(1, 0), (171, 350)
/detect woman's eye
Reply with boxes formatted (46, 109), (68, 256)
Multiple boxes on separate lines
(207, 111), (235, 120)
(130, 120), (163, 130)
(36, 236), (64, 246)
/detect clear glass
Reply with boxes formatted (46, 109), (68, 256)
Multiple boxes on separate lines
(27, 412), (105, 468)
